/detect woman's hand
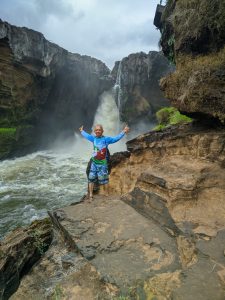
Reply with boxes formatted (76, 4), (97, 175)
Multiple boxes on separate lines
(123, 125), (130, 134)
(79, 125), (84, 132)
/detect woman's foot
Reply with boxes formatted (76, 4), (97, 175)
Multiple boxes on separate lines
(88, 195), (93, 203)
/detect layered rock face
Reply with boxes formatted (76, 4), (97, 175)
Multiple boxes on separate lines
(109, 123), (225, 237)
(111, 51), (174, 125)
(159, 0), (225, 122)
(0, 20), (112, 158)
(104, 122), (225, 298)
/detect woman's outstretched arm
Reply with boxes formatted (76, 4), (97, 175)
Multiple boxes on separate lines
(79, 125), (94, 142)
(106, 125), (129, 144)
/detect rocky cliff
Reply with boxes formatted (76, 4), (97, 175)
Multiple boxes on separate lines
(159, 0), (225, 122)
(111, 51), (174, 125)
(109, 123), (225, 237)
(0, 20), (112, 158)
(1, 0), (225, 298)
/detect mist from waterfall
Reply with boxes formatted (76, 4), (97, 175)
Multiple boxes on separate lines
(92, 90), (127, 153)
(0, 89), (127, 239)
(0, 73), (154, 239)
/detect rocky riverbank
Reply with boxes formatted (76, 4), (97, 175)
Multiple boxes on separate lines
(1, 0), (225, 298)
(1, 121), (225, 300)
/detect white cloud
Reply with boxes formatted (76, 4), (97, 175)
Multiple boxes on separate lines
(0, 0), (161, 68)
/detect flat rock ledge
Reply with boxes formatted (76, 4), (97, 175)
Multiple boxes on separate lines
(10, 196), (225, 299)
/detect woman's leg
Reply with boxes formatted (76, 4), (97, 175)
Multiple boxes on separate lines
(98, 164), (109, 195)
(88, 182), (94, 199)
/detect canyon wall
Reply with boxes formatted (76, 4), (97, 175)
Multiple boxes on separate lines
(111, 51), (174, 125)
(0, 20), (112, 158)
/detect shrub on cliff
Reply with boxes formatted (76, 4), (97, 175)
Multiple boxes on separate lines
(154, 107), (192, 130)
(160, 47), (225, 122)
(161, 0), (225, 62)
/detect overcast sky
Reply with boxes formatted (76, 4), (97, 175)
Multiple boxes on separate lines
(0, 0), (161, 68)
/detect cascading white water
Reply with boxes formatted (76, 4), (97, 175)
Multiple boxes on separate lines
(114, 61), (122, 113)
(92, 90), (127, 153)
(0, 85), (126, 239)
(93, 91), (120, 135)
(0, 149), (88, 239)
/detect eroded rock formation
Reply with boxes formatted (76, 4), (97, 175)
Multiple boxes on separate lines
(111, 51), (174, 125)
(109, 123), (225, 237)
(159, 0), (225, 122)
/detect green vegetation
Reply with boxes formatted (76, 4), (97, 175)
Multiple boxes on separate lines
(0, 127), (16, 135)
(52, 284), (64, 300)
(154, 107), (192, 130)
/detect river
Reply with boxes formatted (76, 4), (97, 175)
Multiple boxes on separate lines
(0, 90), (127, 239)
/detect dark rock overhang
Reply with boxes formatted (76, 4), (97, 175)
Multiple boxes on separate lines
(153, 4), (165, 29)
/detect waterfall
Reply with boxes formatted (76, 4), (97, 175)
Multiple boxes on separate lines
(92, 90), (126, 153)
(113, 61), (122, 114)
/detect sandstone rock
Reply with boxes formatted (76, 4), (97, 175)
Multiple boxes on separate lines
(0, 218), (53, 300)
(50, 196), (180, 291)
(108, 123), (225, 237)
(176, 236), (198, 268)
(143, 271), (181, 299)
(9, 192), (225, 299)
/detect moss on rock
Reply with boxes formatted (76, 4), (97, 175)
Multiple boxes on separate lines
(154, 107), (192, 130)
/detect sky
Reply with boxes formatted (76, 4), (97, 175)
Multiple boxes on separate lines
(0, 0), (161, 69)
